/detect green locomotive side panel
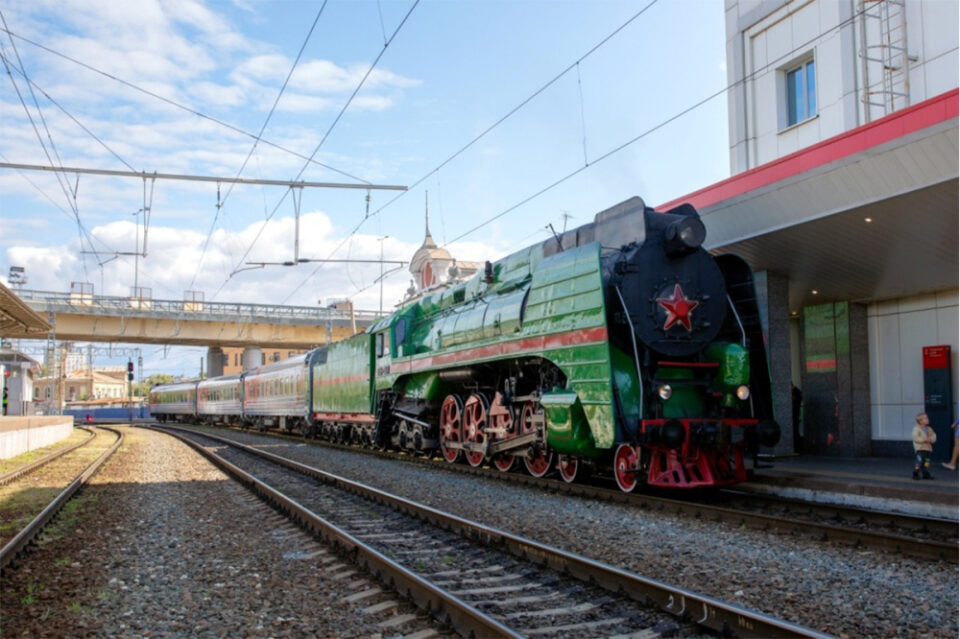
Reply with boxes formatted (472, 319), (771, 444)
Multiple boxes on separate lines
(609, 345), (641, 439)
(521, 247), (606, 335)
(388, 242), (617, 454)
(399, 372), (440, 401)
(540, 390), (598, 456)
(539, 340), (615, 450)
(312, 333), (374, 414)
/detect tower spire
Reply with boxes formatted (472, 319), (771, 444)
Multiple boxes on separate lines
(423, 190), (436, 248)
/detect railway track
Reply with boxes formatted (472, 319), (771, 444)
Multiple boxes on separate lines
(708, 488), (958, 544)
(193, 424), (958, 563)
(0, 426), (95, 487)
(156, 424), (829, 639)
(0, 427), (123, 572)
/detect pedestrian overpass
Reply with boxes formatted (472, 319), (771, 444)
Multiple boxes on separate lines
(1, 288), (380, 376)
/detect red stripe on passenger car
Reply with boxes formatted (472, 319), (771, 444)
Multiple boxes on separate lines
(314, 374), (369, 386)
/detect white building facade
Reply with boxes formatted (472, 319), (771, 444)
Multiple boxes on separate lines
(667, 0), (959, 457)
(727, 0), (957, 173)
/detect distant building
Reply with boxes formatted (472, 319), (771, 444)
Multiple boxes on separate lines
(407, 204), (480, 297)
(220, 346), (308, 376)
(0, 348), (40, 416)
(40, 345), (85, 376)
(34, 368), (127, 406)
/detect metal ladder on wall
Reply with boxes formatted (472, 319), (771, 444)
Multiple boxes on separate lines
(858, 0), (911, 121)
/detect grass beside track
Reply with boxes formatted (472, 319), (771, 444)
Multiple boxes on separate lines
(0, 429), (90, 475)
(0, 430), (115, 548)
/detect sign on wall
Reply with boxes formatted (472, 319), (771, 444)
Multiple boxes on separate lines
(922, 345), (954, 460)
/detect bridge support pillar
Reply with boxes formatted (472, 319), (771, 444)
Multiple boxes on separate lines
(242, 346), (263, 371)
(207, 347), (224, 378)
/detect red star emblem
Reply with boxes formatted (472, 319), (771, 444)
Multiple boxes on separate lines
(656, 283), (700, 332)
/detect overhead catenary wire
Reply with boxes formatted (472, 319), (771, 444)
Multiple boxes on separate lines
(0, 14), (93, 281)
(276, 0), (640, 305)
(438, 0), (888, 247)
(0, 27), (373, 185)
(360, 0), (660, 226)
(0, 54), (136, 172)
(0, 151), (183, 298)
(288, 0), (890, 307)
(188, 1), (330, 293)
(222, 0), (422, 303)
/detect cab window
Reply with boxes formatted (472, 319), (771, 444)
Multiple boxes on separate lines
(376, 332), (390, 358)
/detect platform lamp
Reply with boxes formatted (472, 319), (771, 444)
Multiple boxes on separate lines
(8, 267), (26, 354)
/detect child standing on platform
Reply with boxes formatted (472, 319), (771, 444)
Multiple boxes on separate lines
(911, 412), (937, 480)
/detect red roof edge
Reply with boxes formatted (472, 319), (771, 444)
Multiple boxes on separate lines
(657, 88), (959, 212)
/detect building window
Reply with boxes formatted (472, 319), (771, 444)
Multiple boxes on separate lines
(785, 58), (816, 127)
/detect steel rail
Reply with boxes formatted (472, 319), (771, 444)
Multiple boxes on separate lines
(715, 488), (959, 538)
(0, 427), (124, 573)
(156, 426), (519, 639)
(213, 425), (959, 563)
(162, 425), (831, 639)
(0, 427), (95, 487)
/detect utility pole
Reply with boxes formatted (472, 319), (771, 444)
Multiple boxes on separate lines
(378, 236), (389, 315)
(133, 207), (139, 303)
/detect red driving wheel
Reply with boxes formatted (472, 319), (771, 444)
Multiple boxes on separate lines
(614, 443), (639, 492)
(439, 395), (463, 463)
(462, 393), (489, 467)
(558, 455), (579, 483)
(520, 400), (553, 478)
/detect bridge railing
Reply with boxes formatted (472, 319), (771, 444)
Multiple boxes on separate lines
(15, 290), (385, 325)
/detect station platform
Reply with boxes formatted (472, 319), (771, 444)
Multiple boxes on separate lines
(742, 454), (959, 520)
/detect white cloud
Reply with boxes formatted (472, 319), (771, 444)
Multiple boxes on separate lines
(3, 205), (511, 315)
(230, 54), (419, 111)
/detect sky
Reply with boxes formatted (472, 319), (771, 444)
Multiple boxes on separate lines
(0, 0), (730, 377)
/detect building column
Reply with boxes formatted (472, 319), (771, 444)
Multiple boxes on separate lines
(207, 347), (224, 378)
(753, 270), (794, 456)
(242, 346), (262, 371)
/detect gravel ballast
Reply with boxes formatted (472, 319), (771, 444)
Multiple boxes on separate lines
(0, 426), (447, 638)
(204, 427), (959, 639)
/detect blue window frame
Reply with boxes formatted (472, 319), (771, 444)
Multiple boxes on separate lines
(786, 59), (816, 126)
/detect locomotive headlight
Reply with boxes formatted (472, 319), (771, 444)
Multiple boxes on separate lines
(664, 216), (706, 255)
(658, 384), (673, 401)
(736, 385), (750, 401)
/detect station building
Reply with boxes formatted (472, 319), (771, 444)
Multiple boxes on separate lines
(659, 0), (958, 457)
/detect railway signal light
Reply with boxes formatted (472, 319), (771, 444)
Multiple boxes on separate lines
(127, 360), (134, 381)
